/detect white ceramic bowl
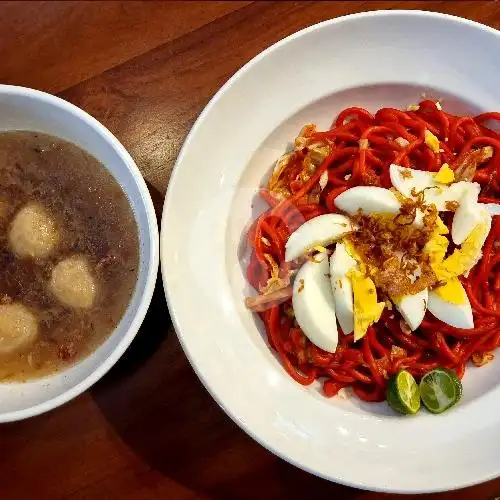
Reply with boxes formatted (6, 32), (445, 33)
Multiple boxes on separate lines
(0, 85), (159, 422)
(162, 11), (500, 493)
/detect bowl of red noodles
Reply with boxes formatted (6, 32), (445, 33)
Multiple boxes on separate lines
(162, 10), (500, 493)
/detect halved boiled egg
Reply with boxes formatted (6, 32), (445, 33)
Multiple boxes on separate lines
(285, 213), (353, 261)
(292, 252), (338, 353)
(427, 277), (474, 329)
(334, 186), (401, 215)
(329, 242), (357, 335)
(393, 289), (428, 331)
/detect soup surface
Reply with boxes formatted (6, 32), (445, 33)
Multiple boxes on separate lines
(0, 131), (139, 380)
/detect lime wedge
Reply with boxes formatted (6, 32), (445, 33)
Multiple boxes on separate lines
(386, 370), (420, 415)
(419, 368), (462, 414)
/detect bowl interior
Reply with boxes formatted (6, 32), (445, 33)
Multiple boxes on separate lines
(0, 87), (157, 420)
(163, 11), (500, 492)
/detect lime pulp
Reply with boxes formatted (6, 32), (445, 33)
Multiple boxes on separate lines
(386, 370), (420, 415)
(419, 368), (462, 414)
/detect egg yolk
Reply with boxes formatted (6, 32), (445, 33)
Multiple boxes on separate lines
(348, 269), (385, 341)
(423, 216), (449, 269)
(426, 220), (488, 303)
(434, 163), (455, 184)
(435, 222), (488, 281)
(343, 238), (365, 269)
(433, 276), (467, 304)
(424, 129), (440, 153)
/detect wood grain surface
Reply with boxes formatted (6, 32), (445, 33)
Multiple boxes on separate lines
(1, 2), (500, 499)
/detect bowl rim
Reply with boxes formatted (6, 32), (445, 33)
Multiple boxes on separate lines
(161, 9), (500, 493)
(0, 84), (159, 422)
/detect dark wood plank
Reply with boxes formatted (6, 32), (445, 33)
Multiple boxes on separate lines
(60, 0), (500, 197)
(0, 1), (250, 93)
(1, 2), (500, 500)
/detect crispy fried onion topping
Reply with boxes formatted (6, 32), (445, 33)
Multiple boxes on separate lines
(245, 254), (294, 312)
(267, 124), (330, 202)
(454, 146), (493, 182)
(347, 200), (440, 300)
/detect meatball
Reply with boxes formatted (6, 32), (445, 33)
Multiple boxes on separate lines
(9, 203), (58, 259)
(0, 303), (38, 354)
(50, 256), (97, 309)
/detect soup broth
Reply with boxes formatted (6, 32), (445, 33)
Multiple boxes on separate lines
(0, 131), (139, 380)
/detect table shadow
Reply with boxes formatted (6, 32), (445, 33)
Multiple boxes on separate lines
(91, 311), (360, 500)
(92, 302), (500, 500)
(91, 180), (499, 500)
(92, 270), (170, 386)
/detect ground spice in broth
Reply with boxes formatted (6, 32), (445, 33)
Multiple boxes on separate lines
(0, 131), (139, 381)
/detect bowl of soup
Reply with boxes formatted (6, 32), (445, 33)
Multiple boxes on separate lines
(0, 85), (159, 422)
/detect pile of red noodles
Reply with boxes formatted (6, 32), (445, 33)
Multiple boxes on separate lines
(246, 100), (500, 401)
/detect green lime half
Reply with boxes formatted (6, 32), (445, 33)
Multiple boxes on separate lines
(419, 368), (462, 414)
(386, 370), (420, 415)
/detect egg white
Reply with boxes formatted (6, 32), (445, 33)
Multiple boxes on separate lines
(285, 213), (353, 262)
(424, 181), (477, 212)
(389, 164), (481, 212)
(334, 186), (401, 215)
(389, 164), (436, 198)
(394, 289), (428, 331)
(427, 282), (474, 329)
(292, 253), (339, 353)
(451, 183), (486, 245)
(329, 242), (357, 335)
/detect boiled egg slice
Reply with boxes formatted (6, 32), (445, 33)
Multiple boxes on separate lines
(451, 183), (487, 245)
(334, 186), (401, 215)
(424, 181), (477, 212)
(292, 252), (338, 353)
(389, 163), (477, 211)
(389, 163), (455, 198)
(427, 277), (474, 329)
(393, 289), (428, 331)
(329, 242), (357, 335)
(390, 164), (437, 197)
(285, 213), (353, 261)
(438, 218), (492, 279)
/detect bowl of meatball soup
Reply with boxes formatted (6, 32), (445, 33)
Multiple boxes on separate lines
(0, 85), (158, 422)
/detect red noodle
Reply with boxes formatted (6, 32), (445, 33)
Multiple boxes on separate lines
(246, 101), (499, 400)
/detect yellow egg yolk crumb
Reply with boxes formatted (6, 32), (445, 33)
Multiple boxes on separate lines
(434, 163), (455, 184)
(313, 245), (329, 254)
(424, 129), (440, 153)
(423, 216), (449, 270)
(348, 269), (385, 341)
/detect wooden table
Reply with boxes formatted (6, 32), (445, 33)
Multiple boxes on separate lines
(1, 2), (500, 499)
